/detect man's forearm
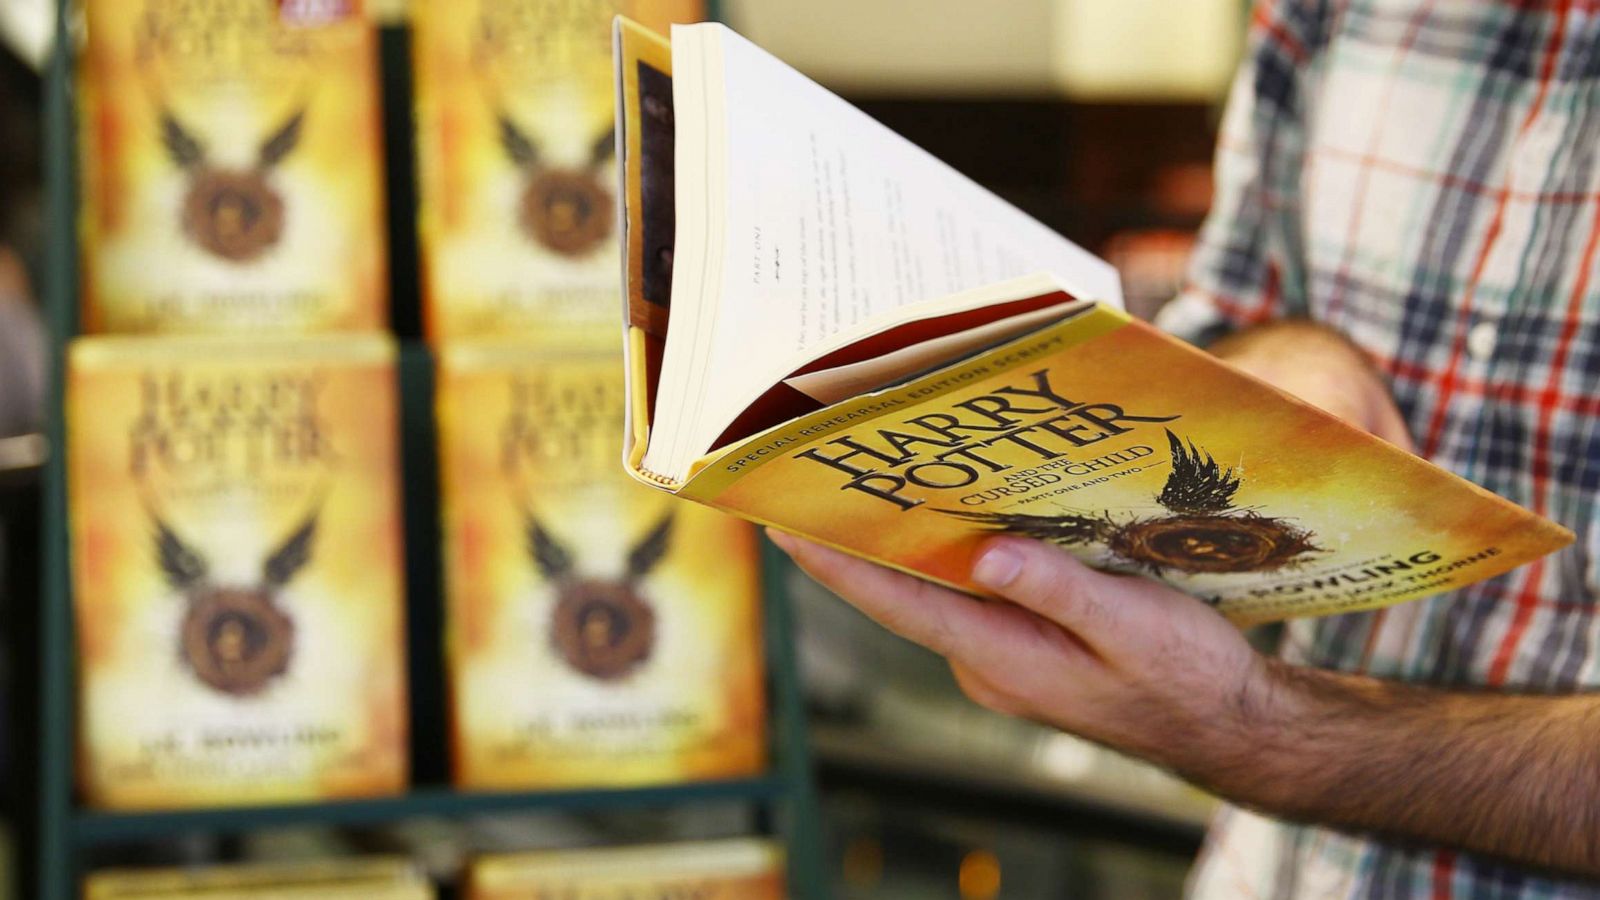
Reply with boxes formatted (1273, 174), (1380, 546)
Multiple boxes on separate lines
(1187, 323), (1593, 867)
(1170, 662), (1600, 876)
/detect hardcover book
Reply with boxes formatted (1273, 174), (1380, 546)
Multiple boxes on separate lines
(614, 20), (1574, 625)
(437, 341), (766, 789)
(78, 0), (388, 333)
(68, 335), (408, 809)
(465, 839), (784, 899)
(412, 0), (702, 342)
(86, 858), (433, 899)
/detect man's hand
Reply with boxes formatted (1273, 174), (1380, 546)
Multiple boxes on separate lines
(1211, 320), (1415, 451)
(769, 530), (1264, 768)
(772, 529), (1600, 876)
(768, 319), (1600, 875)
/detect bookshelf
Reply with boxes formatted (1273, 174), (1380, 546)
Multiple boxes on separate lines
(29, 3), (824, 898)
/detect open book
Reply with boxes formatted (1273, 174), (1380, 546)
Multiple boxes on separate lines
(613, 19), (1572, 624)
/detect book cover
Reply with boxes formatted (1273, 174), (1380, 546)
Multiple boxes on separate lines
(411, 0), (702, 343)
(652, 305), (1574, 625)
(437, 342), (766, 789)
(464, 839), (785, 899)
(68, 335), (408, 809)
(86, 858), (433, 899)
(78, 0), (388, 334)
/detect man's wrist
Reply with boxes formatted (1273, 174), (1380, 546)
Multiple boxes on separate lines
(1171, 662), (1483, 822)
(1156, 655), (1339, 813)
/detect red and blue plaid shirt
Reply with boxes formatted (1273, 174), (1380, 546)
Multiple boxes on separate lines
(1160, 1), (1600, 896)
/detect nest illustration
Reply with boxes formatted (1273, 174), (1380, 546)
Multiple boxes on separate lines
(942, 430), (1319, 575)
(500, 113), (616, 257)
(152, 506), (318, 696)
(178, 587), (296, 695)
(162, 105), (304, 262)
(526, 511), (675, 681)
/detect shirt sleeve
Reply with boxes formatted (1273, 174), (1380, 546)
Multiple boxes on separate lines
(1156, 0), (1321, 346)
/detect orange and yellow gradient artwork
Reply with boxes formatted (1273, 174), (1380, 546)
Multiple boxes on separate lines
(69, 336), (408, 809)
(438, 342), (766, 789)
(412, 0), (702, 342)
(79, 0), (388, 333)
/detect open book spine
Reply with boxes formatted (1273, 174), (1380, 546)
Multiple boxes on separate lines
(627, 317), (677, 488)
(616, 17), (678, 489)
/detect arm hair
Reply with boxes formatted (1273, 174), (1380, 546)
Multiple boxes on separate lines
(1173, 662), (1600, 877)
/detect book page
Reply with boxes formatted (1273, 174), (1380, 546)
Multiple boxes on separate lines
(647, 23), (1121, 479)
(718, 25), (1120, 348)
(783, 301), (1082, 404)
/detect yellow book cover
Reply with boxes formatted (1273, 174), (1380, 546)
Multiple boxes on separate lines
(465, 839), (785, 900)
(68, 335), (408, 809)
(437, 341), (766, 790)
(614, 21), (1574, 627)
(86, 857), (433, 899)
(78, 0), (388, 334)
(411, 0), (702, 343)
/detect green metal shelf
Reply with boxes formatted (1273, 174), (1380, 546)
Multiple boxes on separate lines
(71, 777), (790, 845)
(32, 3), (825, 898)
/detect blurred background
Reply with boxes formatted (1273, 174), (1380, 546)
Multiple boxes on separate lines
(0, 0), (1247, 896)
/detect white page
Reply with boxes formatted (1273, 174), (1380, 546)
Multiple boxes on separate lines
(647, 23), (1122, 480)
(784, 301), (1084, 405)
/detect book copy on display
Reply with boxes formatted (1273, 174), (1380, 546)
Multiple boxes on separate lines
(78, 0), (388, 333)
(69, 335), (408, 809)
(85, 857), (433, 899)
(465, 838), (785, 899)
(438, 341), (766, 789)
(412, 0), (703, 342)
(614, 20), (1573, 625)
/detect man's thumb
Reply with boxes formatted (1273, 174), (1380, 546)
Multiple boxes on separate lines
(970, 537), (1129, 641)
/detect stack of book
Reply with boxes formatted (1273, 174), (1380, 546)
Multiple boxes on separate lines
(73, 0), (407, 812)
(69, 0), (776, 891)
(412, 0), (768, 791)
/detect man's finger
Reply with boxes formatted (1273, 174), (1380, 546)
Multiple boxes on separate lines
(768, 528), (1039, 666)
(969, 536), (1145, 647)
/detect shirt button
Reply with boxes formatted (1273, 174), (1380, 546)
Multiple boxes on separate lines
(1467, 321), (1497, 361)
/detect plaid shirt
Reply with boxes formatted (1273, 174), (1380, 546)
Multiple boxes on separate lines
(1158, 1), (1600, 897)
